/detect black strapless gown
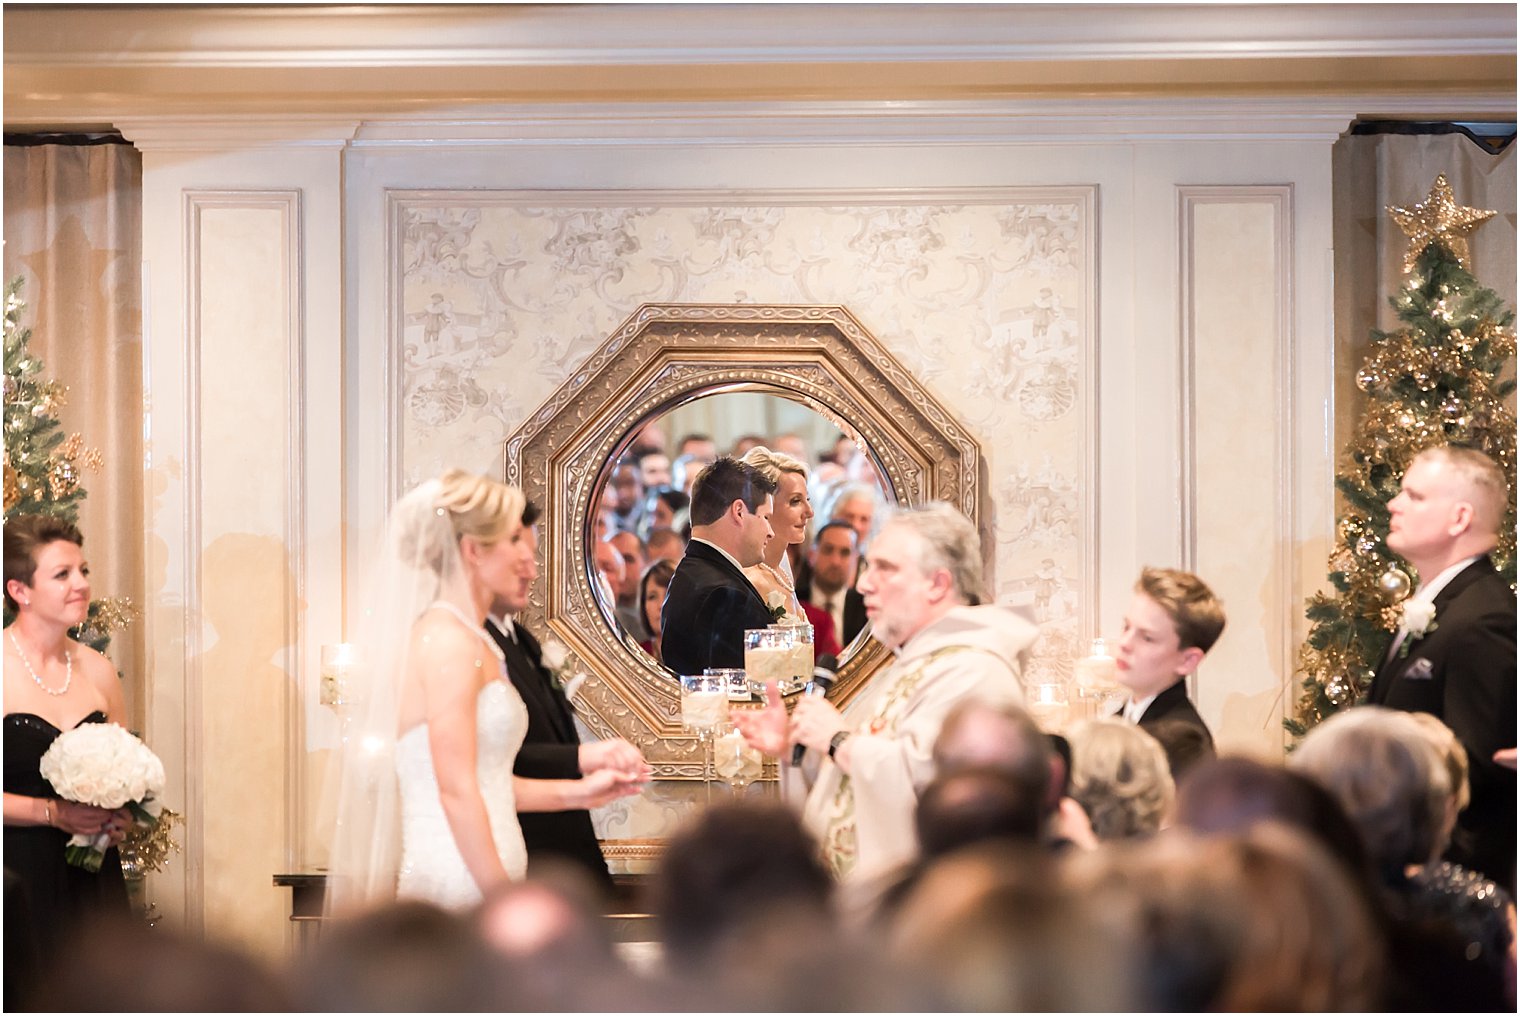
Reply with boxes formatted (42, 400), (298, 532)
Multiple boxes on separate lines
(4, 711), (130, 952)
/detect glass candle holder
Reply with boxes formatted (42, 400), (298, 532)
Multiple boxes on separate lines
(680, 673), (730, 739)
(744, 627), (795, 691)
(1026, 681), (1072, 733)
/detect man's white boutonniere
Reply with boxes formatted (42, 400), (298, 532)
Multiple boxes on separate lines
(1398, 599), (1437, 657)
(540, 639), (587, 700)
(765, 590), (791, 623)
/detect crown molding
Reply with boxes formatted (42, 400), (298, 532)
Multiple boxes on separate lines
(7, 4), (1514, 68)
(106, 92), (1517, 152)
(7, 4), (1513, 128)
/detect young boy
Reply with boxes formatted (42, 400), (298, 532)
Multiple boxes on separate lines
(1114, 567), (1226, 777)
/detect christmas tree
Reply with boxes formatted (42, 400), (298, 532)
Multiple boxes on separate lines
(2, 277), (132, 650)
(1288, 177), (1517, 737)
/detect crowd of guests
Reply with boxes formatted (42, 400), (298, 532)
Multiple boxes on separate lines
(16, 697), (1515, 1011)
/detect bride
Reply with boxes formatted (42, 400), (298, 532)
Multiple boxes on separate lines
(327, 470), (643, 914)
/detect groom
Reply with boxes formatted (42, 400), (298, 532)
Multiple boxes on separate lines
(487, 502), (648, 894)
(1370, 445), (1516, 891)
(660, 457), (777, 675)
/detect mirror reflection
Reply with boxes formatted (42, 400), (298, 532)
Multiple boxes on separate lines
(588, 392), (892, 670)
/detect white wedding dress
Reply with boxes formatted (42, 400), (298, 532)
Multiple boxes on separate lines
(394, 679), (530, 910)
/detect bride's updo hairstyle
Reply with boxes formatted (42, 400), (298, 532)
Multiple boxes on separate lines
(741, 445), (808, 486)
(435, 469), (524, 546)
(395, 470), (525, 577)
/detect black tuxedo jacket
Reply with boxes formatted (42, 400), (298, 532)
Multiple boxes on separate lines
(485, 618), (613, 892)
(795, 574), (868, 646)
(660, 539), (773, 675)
(1134, 679), (1215, 778)
(1368, 555), (1517, 890)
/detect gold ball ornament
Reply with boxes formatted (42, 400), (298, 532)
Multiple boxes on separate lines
(1325, 675), (1352, 705)
(1378, 565), (1412, 601)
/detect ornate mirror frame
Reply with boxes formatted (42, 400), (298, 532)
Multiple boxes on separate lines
(504, 304), (984, 778)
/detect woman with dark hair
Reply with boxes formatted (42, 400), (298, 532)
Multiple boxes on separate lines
(3, 515), (131, 961)
(637, 558), (676, 659)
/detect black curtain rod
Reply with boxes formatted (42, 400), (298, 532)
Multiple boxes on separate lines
(4, 132), (133, 147)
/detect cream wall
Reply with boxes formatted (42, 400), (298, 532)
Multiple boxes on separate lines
(9, 2), (1505, 958)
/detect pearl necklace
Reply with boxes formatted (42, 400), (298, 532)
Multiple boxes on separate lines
(8, 628), (72, 697)
(757, 560), (796, 593)
(428, 600), (506, 668)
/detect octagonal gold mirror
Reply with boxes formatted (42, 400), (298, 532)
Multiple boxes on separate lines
(504, 304), (983, 778)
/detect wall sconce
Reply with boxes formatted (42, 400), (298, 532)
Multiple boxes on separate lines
(320, 643), (357, 707)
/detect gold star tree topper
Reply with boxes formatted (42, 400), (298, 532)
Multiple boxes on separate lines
(1387, 174), (1498, 273)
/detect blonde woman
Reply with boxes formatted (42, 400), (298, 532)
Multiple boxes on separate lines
(740, 446), (843, 659)
(1067, 718), (1175, 841)
(329, 471), (642, 914)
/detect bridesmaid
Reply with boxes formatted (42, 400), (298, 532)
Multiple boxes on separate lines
(3, 516), (131, 966)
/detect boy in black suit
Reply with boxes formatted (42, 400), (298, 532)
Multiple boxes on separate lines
(1114, 567), (1225, 777)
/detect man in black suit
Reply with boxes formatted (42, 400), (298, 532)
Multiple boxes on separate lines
(660, 457), (777, 675)
(1369, 445), (1516, 891)
(1114, 567), (1223, 778)
(486, 502), (649, 894)
(798, 520), (868, 647)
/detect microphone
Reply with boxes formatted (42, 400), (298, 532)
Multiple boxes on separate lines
(791, 655), (840, 766)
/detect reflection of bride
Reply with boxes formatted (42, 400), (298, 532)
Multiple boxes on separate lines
(327, 471), (640, 915)
(741, 448), (843, 659)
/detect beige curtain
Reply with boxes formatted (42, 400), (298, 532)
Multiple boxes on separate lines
(1332, 132), (1517, 445)
(3, 142), (145, 727)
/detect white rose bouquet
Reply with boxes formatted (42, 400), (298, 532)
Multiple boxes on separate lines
(38, 724), (167, 873)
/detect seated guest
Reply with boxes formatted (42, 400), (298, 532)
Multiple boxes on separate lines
(671, 452), (713, 497)
(770, 432), (810, 464)
(889, 844), (1135, 1012)
(1064, 827), (1385, 1011)
(651, 801), (833, 975)
(675, 432), (717, 464)
(603, 457), (645, 534)
(590, 535), (624, 614)
(1067, 718), (1174, 841)
(644, 526), (685, 565)
(636, 558), (676, 658)
(798, 520), (867, 647)
(824, 482), (879, 554)
(606, 530), (646, 634)
(731, 434), (766, 457)
(740, 446), (842, 659)
(734, 502), (1037, 883)
(1114, 567), (1223, 777)
(1291, 707), (1513, 1010)
(635, 450), (671, 491)
(640, 488), (689, 540)
(660, 457), (776, 675)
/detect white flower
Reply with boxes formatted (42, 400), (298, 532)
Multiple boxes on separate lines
(1402, 599), (1437, 638)
(37, 724), (169, 872)
(540, 640), (569, 672)
(766, 590), (787, 610)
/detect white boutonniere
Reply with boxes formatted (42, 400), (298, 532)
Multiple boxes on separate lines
(1398, 599), (1437, 657)
(539, 639), (585, 699)
(765, 590), (790, 623)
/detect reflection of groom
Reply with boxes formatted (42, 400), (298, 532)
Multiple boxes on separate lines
(660, 458), (777, 675)
(486, 502), (648, 895)
(1369, 445), (1516, 892)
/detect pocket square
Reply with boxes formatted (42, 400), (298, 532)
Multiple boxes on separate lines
(1400, 658), (1435, 681)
